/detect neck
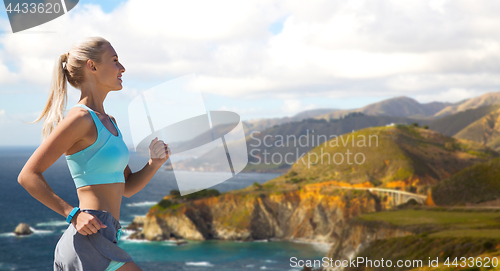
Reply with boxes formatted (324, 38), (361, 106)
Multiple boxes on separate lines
(79, 82), (109, 114)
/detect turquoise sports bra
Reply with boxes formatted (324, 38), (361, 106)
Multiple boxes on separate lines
(65, 104), (129, 189)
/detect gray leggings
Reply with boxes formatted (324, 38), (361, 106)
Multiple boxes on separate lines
(53, 209), (133, 271)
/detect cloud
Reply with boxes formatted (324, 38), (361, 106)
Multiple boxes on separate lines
(415, 88), (482, 103)
(0, 109), (45, 145)
(217, 105), (264, 115)
(1, 0), (500, 103)
(0, 109), (11, 127)
(280, 99), (318, 115)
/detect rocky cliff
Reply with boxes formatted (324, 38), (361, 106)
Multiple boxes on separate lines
(130, 182), (419, 271)
(323, 218), (415, 271)
(132, 182), (390, 243)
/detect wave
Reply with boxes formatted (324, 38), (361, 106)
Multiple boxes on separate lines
(120, 234), (189, 246)
(185, 261), (214, 267)
(119, 231), (133, 239)
(0, 227), (54, 238)
(126, 201), (157, 207)
(30, 227), (54, 234)
(0, 262), (18, 270)
(121, 238), (150, 243)
(0, 232), (15, 237)
(161, 242), (184, 246)
(36, 220), (67, 227)
(289, 239), (331, 252)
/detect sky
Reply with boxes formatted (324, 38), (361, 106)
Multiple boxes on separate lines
(1, 0), (500, 146)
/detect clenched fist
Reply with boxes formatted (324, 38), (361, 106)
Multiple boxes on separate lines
(149, 137), (170, 168)
(71, 211), (107, 235)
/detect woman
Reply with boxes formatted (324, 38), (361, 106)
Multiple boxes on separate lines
(17, 36), (169, 271)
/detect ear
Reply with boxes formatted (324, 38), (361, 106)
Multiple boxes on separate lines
(86, 59), (97, 73)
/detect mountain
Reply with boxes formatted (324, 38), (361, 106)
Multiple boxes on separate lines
(173, 122), (496, 188)
(242, 92), (500, 142)
(361, 96), (451, 117)
(453, 106), (500, 151)
(266, 124), (497, 187)
(428, 104), (500, 136)
(290, 108), (336, 119)
(317, 96), (452, 120)
(434, 91), (500, 117)
(432, 157), (500, 206)
(241, 92), (500, 142)
(242, 108), (336, 137)
(173, 114), (431, 173)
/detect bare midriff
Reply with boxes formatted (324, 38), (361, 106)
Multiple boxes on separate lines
(76, 183), (124, 221)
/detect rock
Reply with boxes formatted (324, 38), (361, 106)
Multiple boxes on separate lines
(166, 237), (188, 245)
(128, 231), (145, 240)
(322, 219), (413, 271)
(142, 213), (205, 241)
(14, 223), (32, 236)
(126, 216), (145, 231)
(136, 187), (382, 243)
(175, 239), (188, 245)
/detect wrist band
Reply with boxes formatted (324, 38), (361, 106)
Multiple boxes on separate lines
(66, 207), (80, 223)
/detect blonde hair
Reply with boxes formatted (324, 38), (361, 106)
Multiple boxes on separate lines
(28, 37), (110, 142)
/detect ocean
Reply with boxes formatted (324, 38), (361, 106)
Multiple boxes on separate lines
(0, 146), (329, 271)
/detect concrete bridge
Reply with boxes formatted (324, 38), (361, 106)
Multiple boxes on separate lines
(367, 187), (427, 205)
(329, 186), (428, 206)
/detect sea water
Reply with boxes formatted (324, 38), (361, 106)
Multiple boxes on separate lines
(0, 146), (328, 271)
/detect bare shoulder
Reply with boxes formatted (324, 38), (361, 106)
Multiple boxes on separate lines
(19, 107), (94, 174)
(63, 107), (94, 130)
(47, 106), (96, 146)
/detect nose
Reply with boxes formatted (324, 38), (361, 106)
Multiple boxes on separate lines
(120, 62), (125, 73)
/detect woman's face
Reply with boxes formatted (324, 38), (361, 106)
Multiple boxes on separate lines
(94, 43), (126, 91)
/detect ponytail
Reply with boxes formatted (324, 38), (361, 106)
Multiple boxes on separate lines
(25, 37), (109, 143)
(28, 52), (68, 143)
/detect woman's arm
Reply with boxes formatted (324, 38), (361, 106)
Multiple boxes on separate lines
(18, 109), (89, 217)
(108, 116), (169, 198)
(18, 109), (107, 235)
(123, 137), (169, 198)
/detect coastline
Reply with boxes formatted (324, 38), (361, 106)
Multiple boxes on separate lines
(123, 217), (332, 254)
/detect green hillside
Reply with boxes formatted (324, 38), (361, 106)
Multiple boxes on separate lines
(432, 157), (500, 206)
(265, 124), (497, 189)
(428, 104), (500, 136)
(435, 91), (500, 117)
(454, 107), (500, 151)
(350, 208), (500, 271)
(245, 114), (419, 165)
